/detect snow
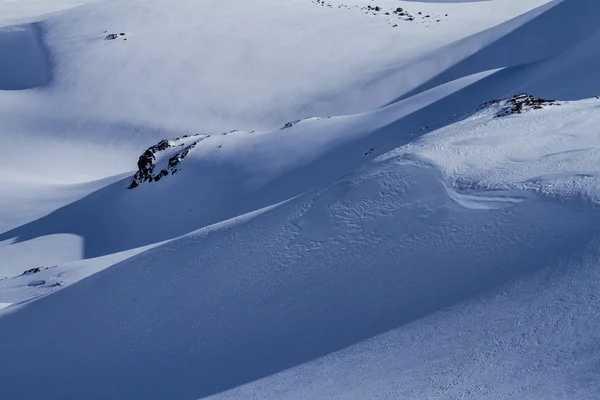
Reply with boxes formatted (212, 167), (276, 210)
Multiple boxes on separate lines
(4, 158), (600, 399)
(0, 23), (51, 90)
(0, 241), (159, 309)
(399, 98), (600, 200)
(207, 241), (600, 400)
(2, 0), (600, 399)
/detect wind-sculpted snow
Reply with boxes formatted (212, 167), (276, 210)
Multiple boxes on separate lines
(3, 0), (600, 399)
(400, 97), (600, 201)
(2, 159), (599, 400)
(126, 93), (562, 188)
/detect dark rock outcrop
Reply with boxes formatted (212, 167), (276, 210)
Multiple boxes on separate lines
(479, 93), (560, 118)
(129, 135), (209, 188)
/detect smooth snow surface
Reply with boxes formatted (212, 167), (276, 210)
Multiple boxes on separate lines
(0, 23), (51, 90)
(2, 0), (600, 399)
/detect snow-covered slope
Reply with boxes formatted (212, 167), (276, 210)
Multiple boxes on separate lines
(2, 0), (600, 399)
(4, 149), (600, 399)
(1, 0), (565, 272)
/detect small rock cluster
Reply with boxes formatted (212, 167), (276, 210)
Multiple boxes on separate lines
(281, 116), (325, 130)
(22, 267), (41, 275)
(480, 93), (560, 118)
(104, 32), (127, 41)
(281, 119), (303, 129)
(311, 0), (448, 27)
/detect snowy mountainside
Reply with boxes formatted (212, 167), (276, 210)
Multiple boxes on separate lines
(126, 93), (564, 190)
(3, 145), (600, 399)
(2, 0), (600, 399)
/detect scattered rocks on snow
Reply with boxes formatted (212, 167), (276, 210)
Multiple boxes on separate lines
(479, 93), (560, 118)
(105, 32), (127, 41)
(311, 1), (448, 27)
(281, 116), (322, 130)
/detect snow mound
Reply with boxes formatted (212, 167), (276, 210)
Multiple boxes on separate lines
(0, 23), (51, 90)
(399, 97), (600, 201)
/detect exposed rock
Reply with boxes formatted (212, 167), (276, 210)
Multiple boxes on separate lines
(311, 1), (447, 26)
(22, 267), (41, 275)
(282, 119), (302, 129)
(478, 93), (560, 118)
(105, 32), (127, 41)
(129, 134), (210, 188)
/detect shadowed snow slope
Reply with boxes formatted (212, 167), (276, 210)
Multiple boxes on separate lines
(384, 0), (600, 104)
(0, 23), (51, 90)
(2, 0), (600, 399)
(516, 28), (600, 99)
(2, 158), (600, 400)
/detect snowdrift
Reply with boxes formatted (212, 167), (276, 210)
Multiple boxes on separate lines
(2, 154), (600, 399)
